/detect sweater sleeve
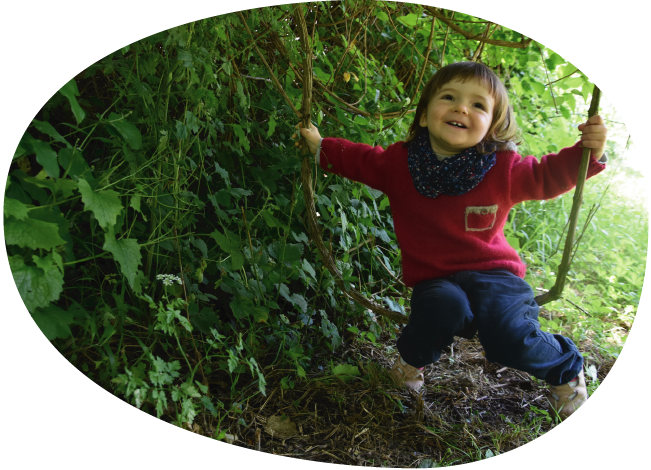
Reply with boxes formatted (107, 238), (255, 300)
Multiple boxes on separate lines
(509, 143), (606, 203)
(318, 137), (392, 193)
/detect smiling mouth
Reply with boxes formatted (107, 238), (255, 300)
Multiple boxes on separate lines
(447, 121), (467, 128)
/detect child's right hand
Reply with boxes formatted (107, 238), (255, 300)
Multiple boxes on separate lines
(293, 122), (322, 156)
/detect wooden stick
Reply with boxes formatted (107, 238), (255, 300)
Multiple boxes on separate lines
(534, 85), (601, 306)
(294, 6), (409, 324)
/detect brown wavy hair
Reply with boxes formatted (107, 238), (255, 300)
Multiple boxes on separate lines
(404, 62), (520, 154)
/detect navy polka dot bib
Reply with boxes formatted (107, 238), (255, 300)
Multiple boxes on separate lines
(407, 128), (497, 199)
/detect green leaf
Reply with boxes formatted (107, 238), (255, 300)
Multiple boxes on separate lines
(564, 93), (576, 112)
(30, 139), (59, 178)
(331, 363), (360, 382)
(31, 303), (74, 340)
(4, 215), (66, 249)
(397, 14), (418, 27)
(107, 113), (142, 150)
(58, 147), (91, 179)
(130, 194), (141, 213)
(214, 163), (231, 188)
(231, 251), (244, 271)
(231, 124), (250, 152)
(103, 235), (142, 289)
(530, 81), (546, 97)
(11, 254), (64, 312)
(32, 119), (70, 146)
(278, 283), (308, 313)
(230, 296), (254, 320)
(302, 258), (316, 278)
(261, 209), (288, 231)
(3, 198), (29, 220)
(77, 178), (123, 229)
(251, 306), (269, 323)
(268, 241), (304, 263)
(267, 115), (277, 137)
(53, 179), (78, 198)
(376, 9), (389, 22)
(59, 79), (86, 124)
(210, 228), (241, 253)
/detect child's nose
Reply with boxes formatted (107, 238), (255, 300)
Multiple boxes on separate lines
(453, 103), (469, 114)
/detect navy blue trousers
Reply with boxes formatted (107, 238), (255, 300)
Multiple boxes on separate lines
(396, 270), (583, 386)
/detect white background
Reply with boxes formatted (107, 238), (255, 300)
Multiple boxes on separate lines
(1, 1), (647, 468)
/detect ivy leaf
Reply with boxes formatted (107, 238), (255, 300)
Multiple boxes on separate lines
(31, 303), (74, 340)
(4, 215), (66, 249)
(103, 235), (142, 289)
(107, 113), (142, 150)
(59, 79), (86, 124)
(77, 178), (123, 229)
(10, 254), (64, 313)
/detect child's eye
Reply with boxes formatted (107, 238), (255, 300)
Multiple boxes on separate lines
(441, 94), (453, 100)
(473, 103), (486, 110)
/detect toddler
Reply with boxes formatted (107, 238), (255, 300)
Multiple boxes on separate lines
(296, 62), (607, 420)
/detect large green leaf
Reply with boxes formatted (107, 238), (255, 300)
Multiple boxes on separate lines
(31, 303), (74, 340)
(107, 113), (142, 150)
(103, 235), (142, 289)
(10, 254), (64, 313)
(3, 198), (29, 220)
(77, 178), (123, 229)
(59, 79), (85, 124)
(4, 215), (66, 249)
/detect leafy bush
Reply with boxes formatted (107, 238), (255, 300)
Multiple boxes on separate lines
(5, 2), (644, 434)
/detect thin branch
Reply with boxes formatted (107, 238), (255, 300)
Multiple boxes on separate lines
(535, 86), (601, 306)
(425, 7), (533, 48)
(410, 16), (437, 104)
(237, 11), (301, 117)
(536, 42), (558, 114)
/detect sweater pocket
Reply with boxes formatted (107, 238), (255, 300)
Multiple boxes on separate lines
(465, 205), (498, 231)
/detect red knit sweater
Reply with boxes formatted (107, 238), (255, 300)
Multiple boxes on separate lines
(319, 138), (606, 287)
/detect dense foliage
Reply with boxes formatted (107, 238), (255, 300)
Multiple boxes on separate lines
(5, 0), (645, 449)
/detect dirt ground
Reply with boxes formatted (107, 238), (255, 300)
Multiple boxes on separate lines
(192, 333), (614, 467)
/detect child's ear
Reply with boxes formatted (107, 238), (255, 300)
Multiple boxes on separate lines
(419, 110), (428, 127)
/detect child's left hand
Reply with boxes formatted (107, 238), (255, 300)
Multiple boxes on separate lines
(578, 115), (608, 161)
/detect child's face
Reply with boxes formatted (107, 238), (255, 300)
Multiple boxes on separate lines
(419, 78), (495, 155)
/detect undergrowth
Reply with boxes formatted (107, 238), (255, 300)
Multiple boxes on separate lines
(4, 2), (646, 466)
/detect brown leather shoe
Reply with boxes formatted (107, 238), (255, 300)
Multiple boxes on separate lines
(390, 356), (425, 392)
(548, 370), (588, 419)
